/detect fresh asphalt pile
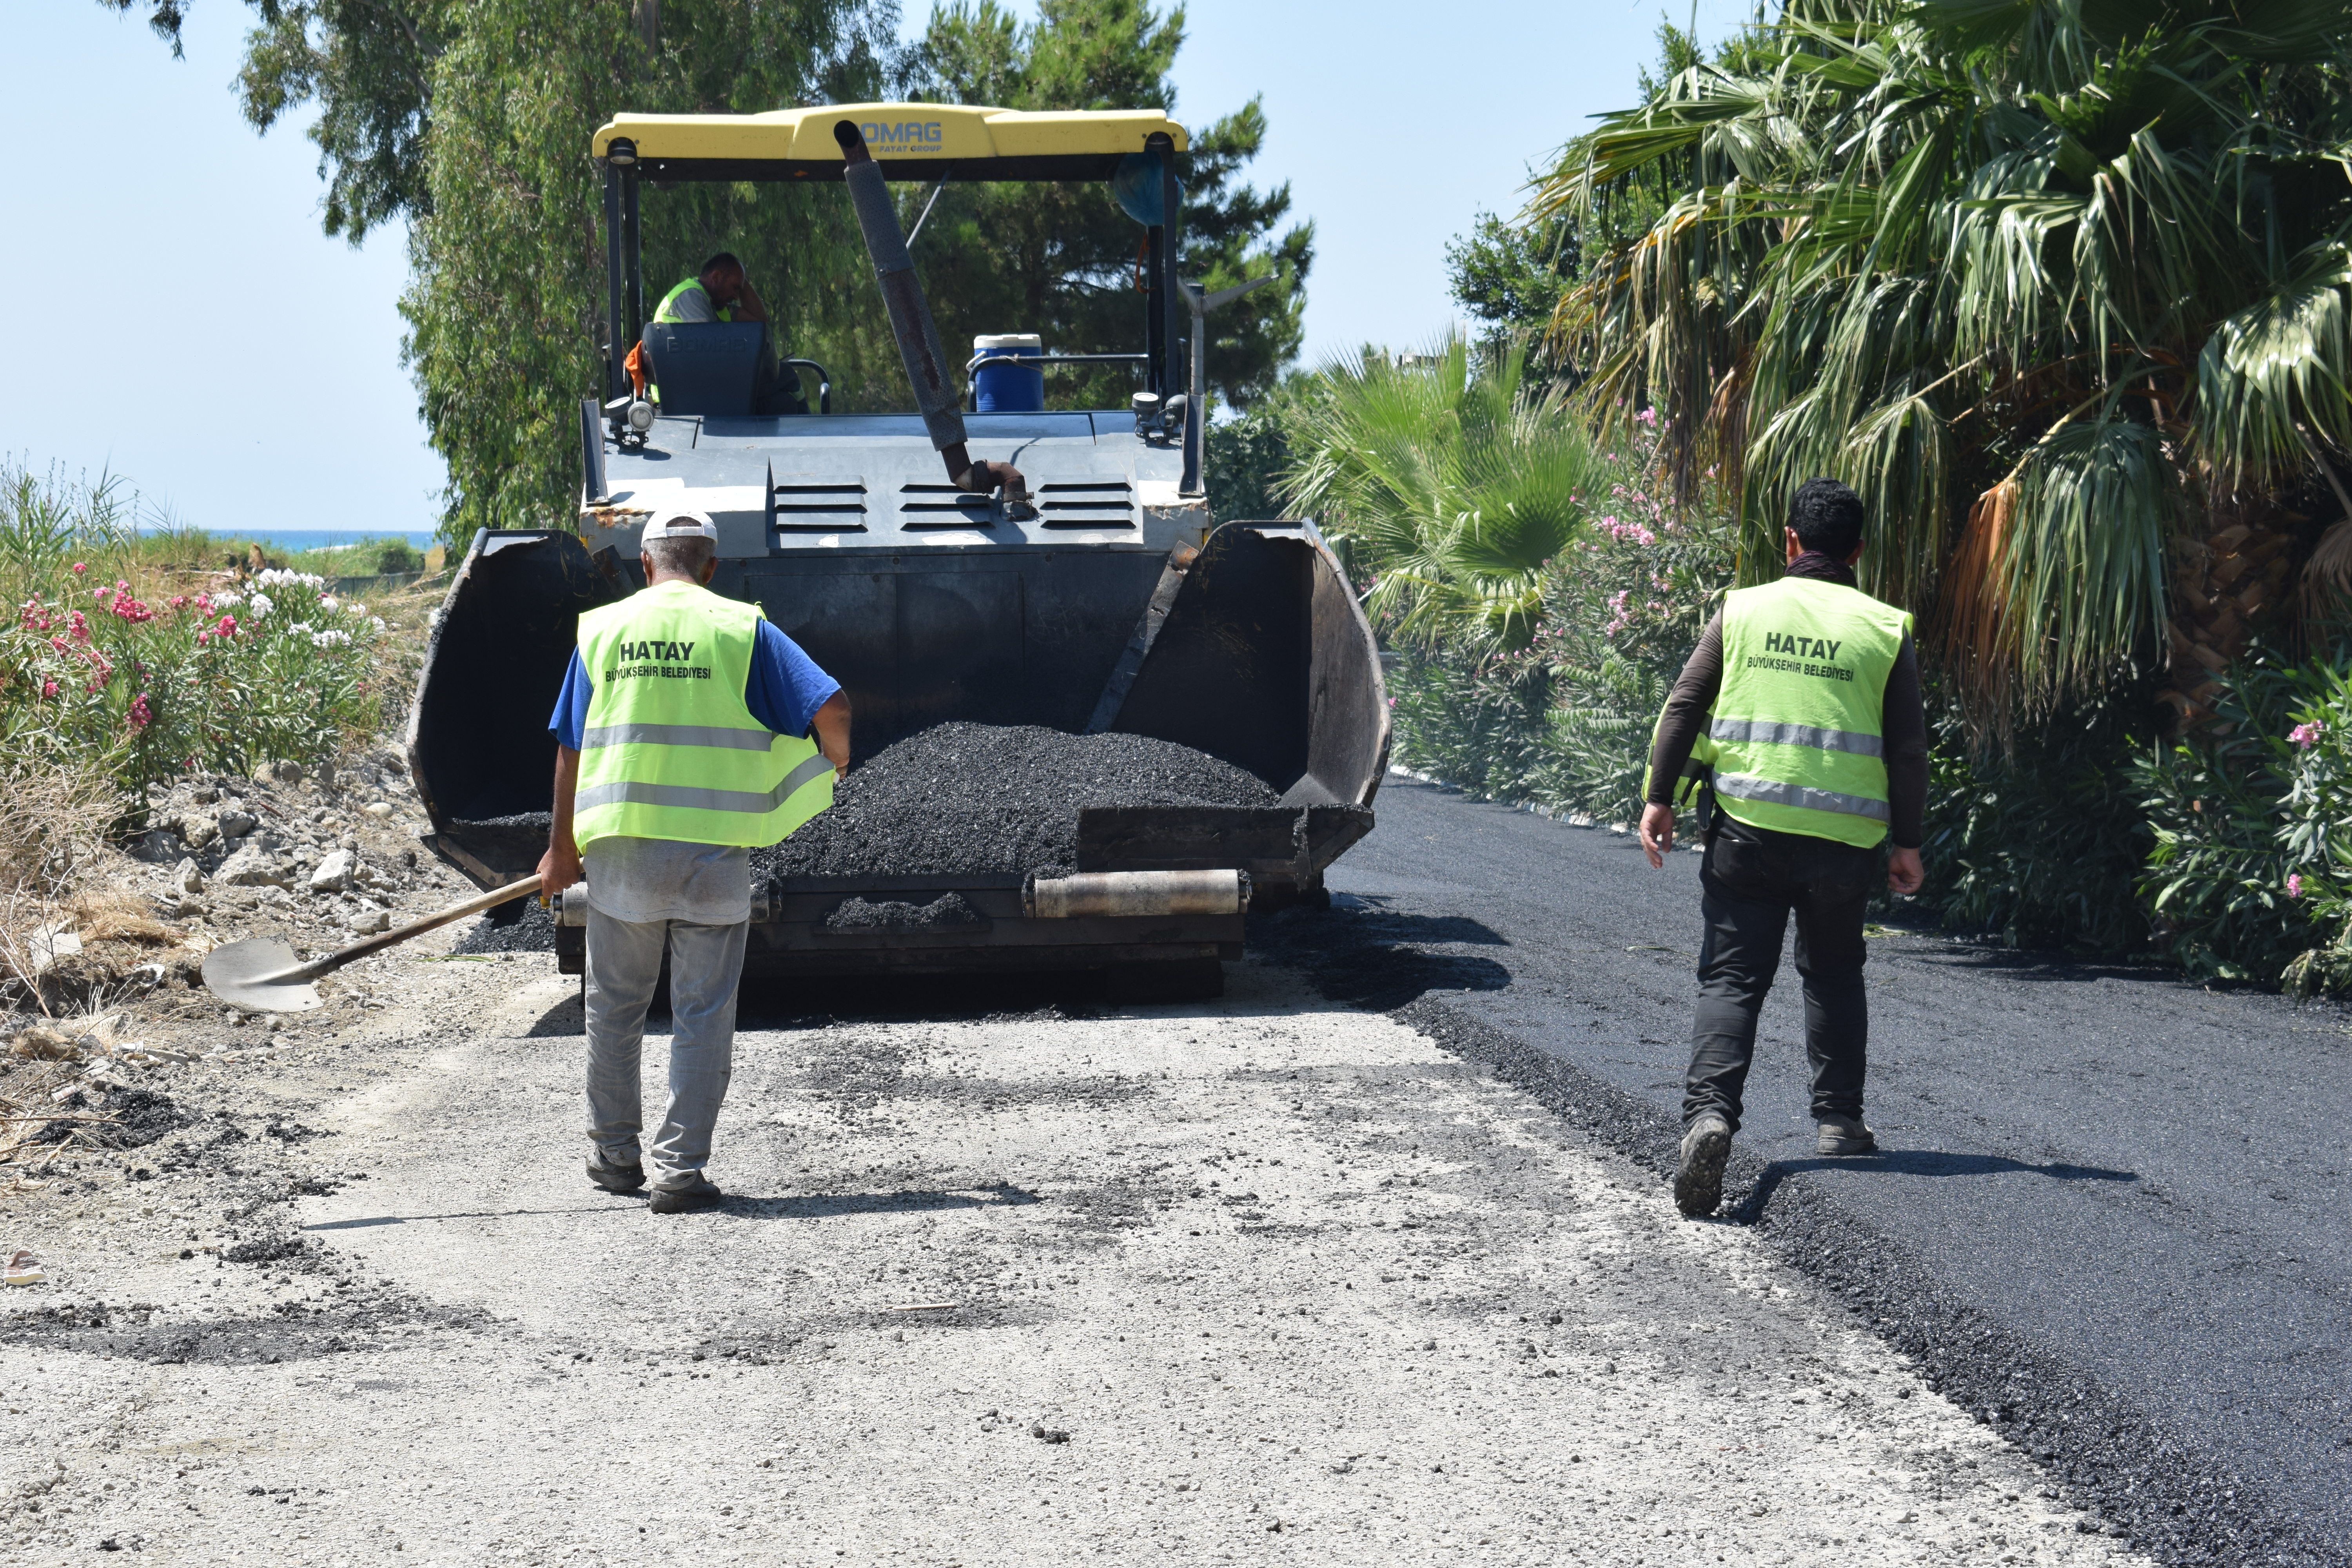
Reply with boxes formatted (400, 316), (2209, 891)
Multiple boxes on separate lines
(1267, 776), (2352, 1568)
(756, 722), (1278, 881)
(454, 896), (556, 954)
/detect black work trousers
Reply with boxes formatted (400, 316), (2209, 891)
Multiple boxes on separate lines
(1684, 817), (1876, 1133)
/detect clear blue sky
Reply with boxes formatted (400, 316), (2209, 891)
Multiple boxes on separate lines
(7, 0), (1757, 536)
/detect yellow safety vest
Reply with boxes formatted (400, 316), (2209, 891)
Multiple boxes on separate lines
(572, 581), (833, 849)
(1704, 575), (1909, 848)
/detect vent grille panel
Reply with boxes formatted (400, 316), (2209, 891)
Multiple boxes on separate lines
(773, 482), (867, 533)
(898, 482), (997, 528)
(1036, 480), (1136, 529)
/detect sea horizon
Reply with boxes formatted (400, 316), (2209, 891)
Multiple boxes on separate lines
(136, 526), (439, 550)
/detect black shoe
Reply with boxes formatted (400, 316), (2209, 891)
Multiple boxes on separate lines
(649, 1176), (722, 1215)
(586, 1156), (646, 1193)
(1674, 1115), (1732, 1217)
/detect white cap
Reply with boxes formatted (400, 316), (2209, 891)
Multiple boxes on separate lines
(642, 508), (717, 541)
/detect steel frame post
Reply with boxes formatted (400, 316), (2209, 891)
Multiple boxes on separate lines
(602, 167), (626, 402)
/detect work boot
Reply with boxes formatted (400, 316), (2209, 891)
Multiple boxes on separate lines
(648, 1176), (723, 1215)
(586, 1155), (645, 1194)
(1674, 1114), (1732, 1218)
(1817, 1114), (1877, 1156)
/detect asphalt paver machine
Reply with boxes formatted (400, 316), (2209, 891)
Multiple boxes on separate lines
(407, 103), (1388, 988)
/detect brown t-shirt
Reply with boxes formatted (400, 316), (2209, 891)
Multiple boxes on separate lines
(1644, 555), (1928, 849)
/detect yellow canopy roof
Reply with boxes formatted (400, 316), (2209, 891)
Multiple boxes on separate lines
(592, 103), (1187, 182)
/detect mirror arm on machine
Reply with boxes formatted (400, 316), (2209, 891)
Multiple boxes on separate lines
(833, 120), (1034, 519)
(1176, 274), (1273, 496)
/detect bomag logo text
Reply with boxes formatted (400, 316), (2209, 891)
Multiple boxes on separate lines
(862, 120), (945, 151)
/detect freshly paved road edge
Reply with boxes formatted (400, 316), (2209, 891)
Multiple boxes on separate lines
(1252, 901), (2328, 1568)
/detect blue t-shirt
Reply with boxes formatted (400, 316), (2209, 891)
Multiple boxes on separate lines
(548, 617), (840, 749)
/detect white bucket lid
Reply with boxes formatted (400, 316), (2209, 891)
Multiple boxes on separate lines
(973, 333), (1042, 350)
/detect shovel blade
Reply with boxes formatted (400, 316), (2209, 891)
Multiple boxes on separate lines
(201, 938), (322, 1014)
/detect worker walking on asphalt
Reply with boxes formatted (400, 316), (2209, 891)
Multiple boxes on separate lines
(1639, 478), (1928, 1218)
(537, 510), (850, 1214)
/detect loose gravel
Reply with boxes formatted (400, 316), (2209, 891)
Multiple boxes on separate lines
(0, 957), (2155, 1564)
(757, 722), (1278, 881)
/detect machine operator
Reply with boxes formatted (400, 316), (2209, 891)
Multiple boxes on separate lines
(653, 252), (807, 415)
(1639, 478), (1929, 1219)
(537, 509), (850, 1214)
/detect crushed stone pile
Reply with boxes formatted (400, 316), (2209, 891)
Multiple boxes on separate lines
(756, 723), (1279, 882)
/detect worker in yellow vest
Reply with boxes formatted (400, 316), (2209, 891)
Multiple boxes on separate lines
(651, 252), (807, 415)
(1639, 478), (1929, 1218)
(537, 509), (849, 1214)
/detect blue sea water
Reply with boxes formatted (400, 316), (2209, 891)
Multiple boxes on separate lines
(140, 527), (437, 551)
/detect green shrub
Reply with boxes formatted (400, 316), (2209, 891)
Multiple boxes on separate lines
(0, 460), (394, 813)
(376, 539), (426, 575)
(2134, 642), (2352, 988)
(1915, 686), (2157, 951)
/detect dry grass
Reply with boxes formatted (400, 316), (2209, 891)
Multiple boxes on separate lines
(0, 758), (116, 898)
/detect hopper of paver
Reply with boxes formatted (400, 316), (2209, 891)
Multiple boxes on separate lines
(403, 102), (1389, 993)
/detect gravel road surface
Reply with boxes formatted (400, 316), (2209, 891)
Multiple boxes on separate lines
(1301, 776), (2352, 1567)
(2, 950), (2147, 1565)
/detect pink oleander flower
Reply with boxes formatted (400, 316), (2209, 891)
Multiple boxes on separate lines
(128, 693), (152, 730)
(92, 585), (110, 603)
(194, 593), (213, 614)
(40, 681), (57, 699)
(214, 615), (238, 638)
(2288, 873), (2305, 900)
(168, 595), (188, 611)
(2290, 721), (2323, 748)
(70, 562), (87, 575)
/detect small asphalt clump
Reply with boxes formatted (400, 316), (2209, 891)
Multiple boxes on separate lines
(823, 893), (985, 931)
(757, 722), (1279, 881)
(453, 897), (557, 955)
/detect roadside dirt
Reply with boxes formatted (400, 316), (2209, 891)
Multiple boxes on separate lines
(0, 940), (2151, 1566)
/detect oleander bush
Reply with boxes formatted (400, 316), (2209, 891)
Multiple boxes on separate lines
(0, 460), (400, 824)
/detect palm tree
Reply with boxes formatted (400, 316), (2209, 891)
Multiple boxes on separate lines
(1536, 0), (2352, 737)
(1279, 335), (1612, 656)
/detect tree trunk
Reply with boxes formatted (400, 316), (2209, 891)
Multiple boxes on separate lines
(2157, 503), (2298, 729)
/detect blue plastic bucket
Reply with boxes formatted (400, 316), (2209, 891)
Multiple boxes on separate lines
(973, 334), (1045, 413)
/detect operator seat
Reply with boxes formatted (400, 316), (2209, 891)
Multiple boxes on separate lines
(643, 321), (763, 416)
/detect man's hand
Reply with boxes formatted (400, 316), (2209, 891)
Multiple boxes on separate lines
(811, 690), (851, 782)
(1639, 802), (1677, 869)
(537, 837), (582, 896)
(1887, 845), (1924, 897)
(735, 275), (769, 322)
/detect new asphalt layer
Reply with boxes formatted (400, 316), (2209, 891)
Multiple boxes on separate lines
(1272, 777), (2352, 1568)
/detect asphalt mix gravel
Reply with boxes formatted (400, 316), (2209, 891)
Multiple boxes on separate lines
(755, 722), (1278, 880)
(452, 895), (556, 954)
(1265, 776), (2352, 1568)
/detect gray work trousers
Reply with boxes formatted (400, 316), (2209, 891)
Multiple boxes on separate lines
(583, 906), (749, 1191)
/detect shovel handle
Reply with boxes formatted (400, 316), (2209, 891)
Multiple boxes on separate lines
(279, 873), (547, 983)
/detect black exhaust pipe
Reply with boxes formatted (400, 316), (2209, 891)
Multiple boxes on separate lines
(833, 120), (1033, 519)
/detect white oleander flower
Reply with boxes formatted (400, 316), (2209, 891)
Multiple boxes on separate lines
(248, 592), (276, 617)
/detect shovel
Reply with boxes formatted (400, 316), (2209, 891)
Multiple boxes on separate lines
(201, 873), (546, 1013)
